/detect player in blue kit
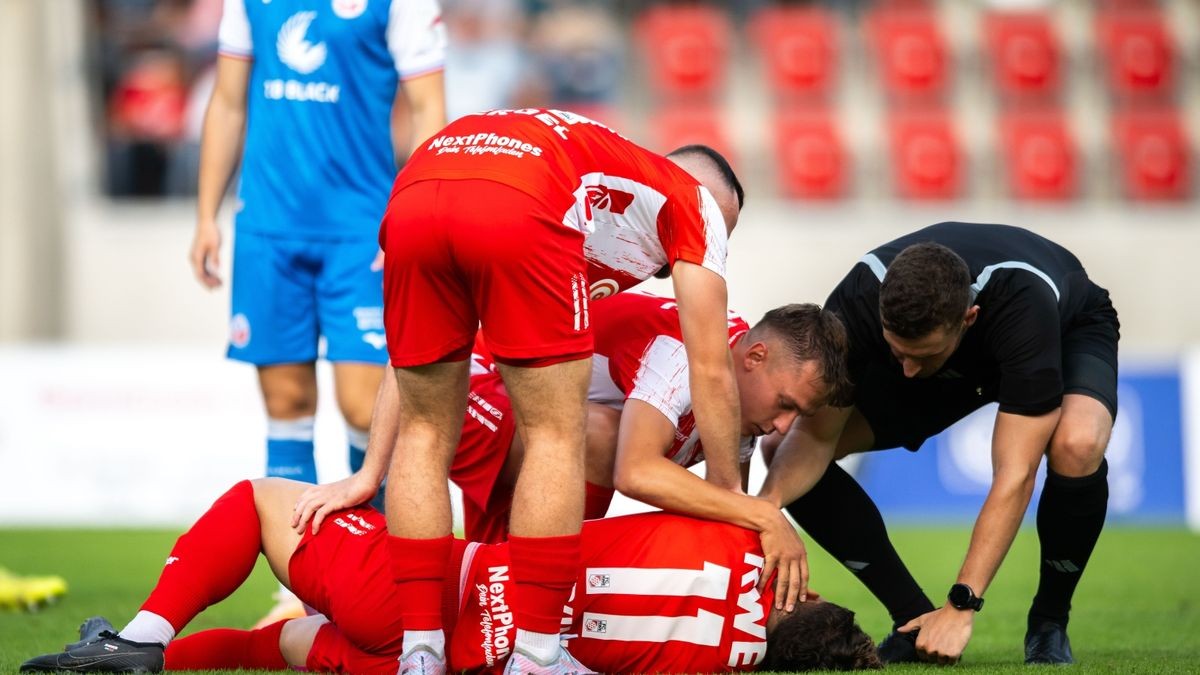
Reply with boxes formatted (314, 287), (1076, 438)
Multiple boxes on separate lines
(187, 0), (446, 624)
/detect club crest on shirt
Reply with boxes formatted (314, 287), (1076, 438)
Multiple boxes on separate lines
(587, 573), (610, 588)
(332, 0), (367, 19)
(584, 618), (607, 633)
(586, 185), (635, 215)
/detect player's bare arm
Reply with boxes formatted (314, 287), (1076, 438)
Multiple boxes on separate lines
(399, 71), (446, 157)
(190, 55), (251, 290)
(760, 405), (852, 508)
(901, 408), (1061, 663)
(614, 399), (810, 610)
(291, 370), (401, 535)
(671, 260), (742, 491)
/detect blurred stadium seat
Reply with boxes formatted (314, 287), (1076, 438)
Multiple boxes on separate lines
(982, 10), (1062, 104)
(997, 109), (1077, 201)
(1094, 4), (1176, 102)
(865, 0), (950, 104)
(749, 5), (839, 103)
(648, 103), (734, 164)
(634, 3), (731, 101)
(887, 108), (962, 200)
(772, 108), (848, 199)
(1111, 108), (1191, 200)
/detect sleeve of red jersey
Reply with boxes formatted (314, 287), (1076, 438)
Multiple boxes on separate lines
(658, 185), (729, 279)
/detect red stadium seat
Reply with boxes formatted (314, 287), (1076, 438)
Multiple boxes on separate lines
(772, 109), (848, 199)
(1111, 109), (1191, 200)
(997, 110), (1076, 200)
(647, 104), (734, 165)
(865, 3), (950, 103)
(1094, 7), (1175, 101)
(887, 109), (961, 199)
(982, 11), (1061, 103)
(634, 4), (731, 100)
(749, 6), (839, 102)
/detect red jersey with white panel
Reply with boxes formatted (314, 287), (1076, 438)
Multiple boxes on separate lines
(588, 292), (754, 467)
(390, 108), (729, 300)
(449, 512), (775, 673)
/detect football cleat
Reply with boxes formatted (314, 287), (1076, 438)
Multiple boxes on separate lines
(66, 616), (117, 651)
(20, 631), (164, 673)
(876, 628), (919, 664)
(1025, 619), (1074, 665)
(0, 568), (68, 611)
(502, 644), (596, 675)
(396, 643), (446, 675)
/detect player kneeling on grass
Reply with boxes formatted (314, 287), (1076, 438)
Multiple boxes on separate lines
(21, 478), (881, 673)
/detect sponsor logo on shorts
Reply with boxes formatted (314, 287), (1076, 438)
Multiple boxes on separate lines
(586, 185), (635, 215)
(362, 332), (387, 350)
(229, 314), (251, 348)
(589, 279), (619, 300)
(476, 566), (515, 666)
(331, 0), (366, 19)
(353, 306), (384, 331)
(165, 556), (179, 566)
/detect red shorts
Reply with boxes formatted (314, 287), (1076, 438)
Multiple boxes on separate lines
(451, 370), (517, 544)
(293, 507), (466, 671)
(381, 178), (593, 368)
(288, 506), (405, 655)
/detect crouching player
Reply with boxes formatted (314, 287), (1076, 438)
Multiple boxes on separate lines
(22, 478), (881, 673)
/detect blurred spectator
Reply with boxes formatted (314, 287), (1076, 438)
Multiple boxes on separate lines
(442, 0), (527, 119)
(526, 1), (623, 120)
(93, 0), (221, 197)
(105, 47), (188, 196)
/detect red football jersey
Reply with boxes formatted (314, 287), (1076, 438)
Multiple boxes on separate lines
(390, 109), (729, 299)
(589, 292), (753, 466)
(449, 513), (775, 673)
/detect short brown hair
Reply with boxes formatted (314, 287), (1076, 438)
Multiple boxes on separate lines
(879, 242), (972, 339)
(761, 601), (883, 671)
(751, 304), (852, 408)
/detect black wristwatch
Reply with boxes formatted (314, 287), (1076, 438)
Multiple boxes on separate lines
(948, 583), (984, 612)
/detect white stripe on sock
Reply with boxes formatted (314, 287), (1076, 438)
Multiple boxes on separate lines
(267, 416), (316, 442)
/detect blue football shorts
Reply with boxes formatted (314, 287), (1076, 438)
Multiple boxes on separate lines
(227, 230), (388, 366)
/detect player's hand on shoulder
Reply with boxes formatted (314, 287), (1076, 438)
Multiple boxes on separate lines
(291, 473), (379, 535)
(755, 501), (809, 612)
(189, 220), (223, 289)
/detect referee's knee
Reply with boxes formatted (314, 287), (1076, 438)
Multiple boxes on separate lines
(1047, 425), (1107, 477)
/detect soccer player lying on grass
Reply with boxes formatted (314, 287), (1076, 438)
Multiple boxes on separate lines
(21, 478), (882, 673)
(294, 292), (850, 612)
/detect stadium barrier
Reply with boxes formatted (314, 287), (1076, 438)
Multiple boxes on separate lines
(1, 347), (1197, 531)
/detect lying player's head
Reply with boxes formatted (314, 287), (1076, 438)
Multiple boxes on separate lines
(879, 242), (978, 379)
(734, 304), (851, 437)
(666, 144), (745, 234)
(763, 600), (883, 671)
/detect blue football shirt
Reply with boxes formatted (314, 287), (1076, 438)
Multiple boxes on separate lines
(218, 0), (445, 240)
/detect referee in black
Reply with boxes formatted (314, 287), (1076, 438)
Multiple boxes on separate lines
(760, 222), (1119, 665)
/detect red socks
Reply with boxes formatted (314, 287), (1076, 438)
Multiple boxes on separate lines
(388, 534), (454, 630)
(164, 620), (288, 670)
(140, 480), (262, 632)
(508, 533), (581, 634)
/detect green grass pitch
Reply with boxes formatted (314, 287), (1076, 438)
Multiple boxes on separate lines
(2, 525), (1198, 673)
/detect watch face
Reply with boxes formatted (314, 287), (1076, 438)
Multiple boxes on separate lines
(949, 584), (975, 608)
